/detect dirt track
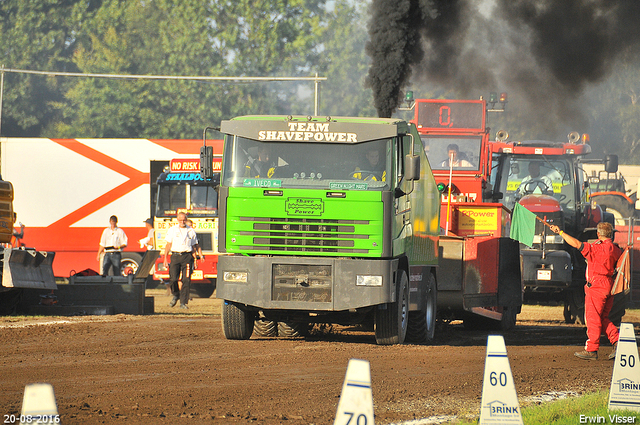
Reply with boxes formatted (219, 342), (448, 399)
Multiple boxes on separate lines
(1, 291), (637, 425)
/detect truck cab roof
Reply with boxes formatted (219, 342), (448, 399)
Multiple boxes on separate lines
(491, 139), (592, 156)
(221, 115), (412, 144)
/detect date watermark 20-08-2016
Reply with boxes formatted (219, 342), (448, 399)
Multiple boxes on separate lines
(3, 414), (60, 424)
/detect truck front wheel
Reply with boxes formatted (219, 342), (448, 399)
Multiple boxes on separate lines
(222, 301), (255, 340)
(375, 269), (409, 345)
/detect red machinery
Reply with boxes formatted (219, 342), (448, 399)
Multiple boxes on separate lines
(411, 97), (522, 329)
(410, 96), (623, 324)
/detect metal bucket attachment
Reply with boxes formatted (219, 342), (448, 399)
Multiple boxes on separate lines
(1, 247), (57, 290)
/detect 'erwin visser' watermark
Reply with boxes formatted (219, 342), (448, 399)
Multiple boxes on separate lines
(579, 414), (637, 424)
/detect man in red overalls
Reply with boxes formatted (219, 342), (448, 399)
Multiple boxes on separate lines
(550, 222), (622, 360)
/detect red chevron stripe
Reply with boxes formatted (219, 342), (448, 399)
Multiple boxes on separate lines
(49, 139), (149, 229)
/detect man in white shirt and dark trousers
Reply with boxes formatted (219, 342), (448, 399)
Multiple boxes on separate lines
(163, 212), (201, 309)
(97, 215), (128, 277)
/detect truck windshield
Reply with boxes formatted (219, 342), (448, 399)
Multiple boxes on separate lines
(155, 183), (218, 217)
(497, 156), (575, 212)
(222, 136), (392, 190)
(420, 136), (481, 171)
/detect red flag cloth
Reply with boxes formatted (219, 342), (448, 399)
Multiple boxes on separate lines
(611, 247), (631, 295)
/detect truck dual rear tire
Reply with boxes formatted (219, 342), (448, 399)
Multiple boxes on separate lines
(254, 319), (278, 337)
(277, 322), (308, 338)
(406, 271), (437, 343)
(252, 320), (308, 338)
(375, 269), (409, 345)
(222, 301), (255, 340)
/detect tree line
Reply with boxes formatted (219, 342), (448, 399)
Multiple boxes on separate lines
(1, 0), (639, 163)
(0, 0), (374, 139)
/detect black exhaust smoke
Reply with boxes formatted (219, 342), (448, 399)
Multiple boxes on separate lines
(499, 0), (640, 92)
(364, 0), (425, 118)
(366, 0), (640, 122)
(365, 0), (463, 118)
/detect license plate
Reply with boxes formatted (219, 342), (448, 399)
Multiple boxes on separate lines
(537, 269), (551, 281)
(192, 270), (204, 280)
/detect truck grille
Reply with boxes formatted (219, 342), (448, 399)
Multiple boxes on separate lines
(239, 217), (370, 254)
(272, 264), (332, 302)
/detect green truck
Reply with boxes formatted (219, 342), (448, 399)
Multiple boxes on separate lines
(202, 115), (440, 345)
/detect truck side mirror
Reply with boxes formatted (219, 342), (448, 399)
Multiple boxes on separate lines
(604, 154), (618, 174)
(405, 154), (420, 181)
(200, 145), (214, 180)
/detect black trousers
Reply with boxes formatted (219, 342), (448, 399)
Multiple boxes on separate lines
(169, 252), (193, 305)
(102, 252), (121, 276)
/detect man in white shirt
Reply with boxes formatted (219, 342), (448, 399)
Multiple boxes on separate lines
(97, 215), (128, 277)
(139, 218), (155, 250)
(163, 212), (201, 309)
(517, 161), (553, 196)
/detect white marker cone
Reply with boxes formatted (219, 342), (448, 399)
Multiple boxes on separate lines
(21, 383), (58, 422)
(479, 335), (523, 425)
(334, 358), (375, 425)
(609, 323), (640, 412)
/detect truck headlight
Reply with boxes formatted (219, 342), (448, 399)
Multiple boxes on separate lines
(223, 271), (248, 283)
(356, 275), (383, 286)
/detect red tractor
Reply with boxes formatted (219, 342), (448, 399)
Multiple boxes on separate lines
(486, 132), (622, 323)
(587, 166), (640, 310)
(409, 95), (624, 324)
(588, 167), (638, 222)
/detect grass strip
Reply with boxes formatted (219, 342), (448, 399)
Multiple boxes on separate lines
(454, 391), (640, 424)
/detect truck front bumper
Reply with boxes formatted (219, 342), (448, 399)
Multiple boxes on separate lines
(217, 255), (399, 311)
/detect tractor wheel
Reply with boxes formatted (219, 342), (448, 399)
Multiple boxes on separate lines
(254, 319), (278, 337)
(563, 302), (575, 324)
(609, 292), (628, 327)
(406, 272), (437, 343)
(221, 301), (255, 340)
(591, 194), (635, 225)
(375, 269), (409, 345)
(500, 306), (518, 332)
(565, 287), (585, 325)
